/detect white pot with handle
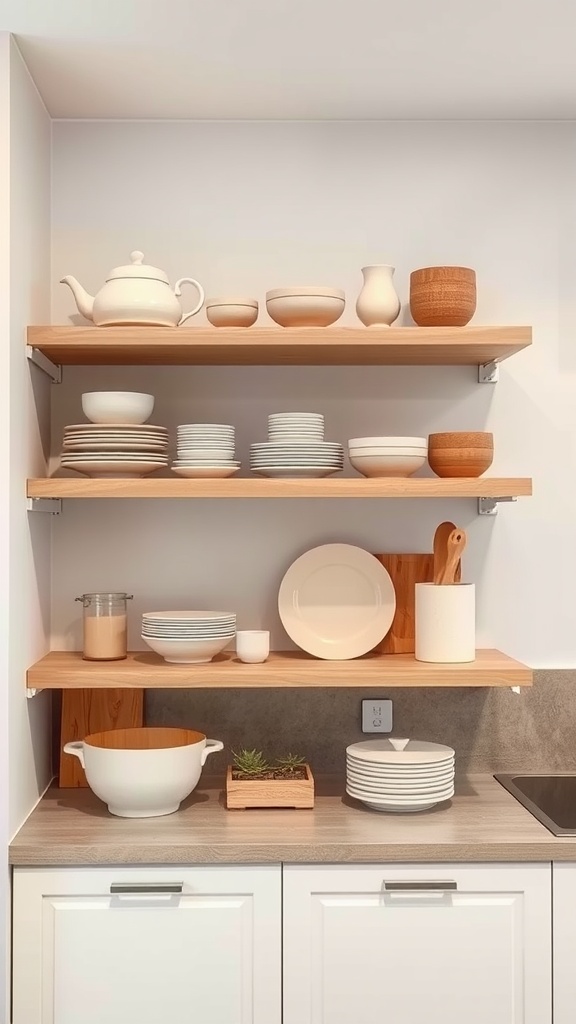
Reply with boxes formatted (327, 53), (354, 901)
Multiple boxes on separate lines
(60, 250), (205, 327)
(64, 727), (223, 817)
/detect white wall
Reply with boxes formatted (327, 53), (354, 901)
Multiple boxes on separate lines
(0, 31), (51, 1023)
(8, 38), (52, 840)
(50, 120), (576, 667)
(0, 31), (11, 1024)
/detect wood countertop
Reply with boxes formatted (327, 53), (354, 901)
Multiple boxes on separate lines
(10, 775), (576, 866)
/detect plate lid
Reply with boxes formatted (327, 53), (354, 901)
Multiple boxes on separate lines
(106, 250), (169, 283)
(346, 737), (455, 764)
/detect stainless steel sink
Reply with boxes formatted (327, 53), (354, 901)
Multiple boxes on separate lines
(495, 774), (576, 836)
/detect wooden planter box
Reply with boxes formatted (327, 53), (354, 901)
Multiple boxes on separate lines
(225, 764), (314, 809)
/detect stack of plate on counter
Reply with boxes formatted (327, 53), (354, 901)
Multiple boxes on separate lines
(250, 412), (344, 478)
(60, 423), (169, 478)
(346, 738), (455, 812)
(141, 610), (237, 664)
(171, 424), (240, 479)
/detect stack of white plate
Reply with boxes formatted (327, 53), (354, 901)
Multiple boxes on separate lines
(348, 436), (428, 478)
(346, 738), (455, 812)
(172, 424), (240, 479)
(141, 610), (237, 664)
(250, 413), (344, 478)
(61, 423), (169, 478)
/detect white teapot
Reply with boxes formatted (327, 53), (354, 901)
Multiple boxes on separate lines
(61, 250), (205, 327)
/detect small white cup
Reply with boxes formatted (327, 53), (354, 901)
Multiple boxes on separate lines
(236, 630), (270, 664)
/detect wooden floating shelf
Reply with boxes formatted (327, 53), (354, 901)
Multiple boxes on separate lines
(27, 649), (532, 689)
(27, 325), (532, 367)
(27, 477), (532, 500)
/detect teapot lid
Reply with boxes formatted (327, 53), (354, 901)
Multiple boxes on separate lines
(106, 251), (169, 284)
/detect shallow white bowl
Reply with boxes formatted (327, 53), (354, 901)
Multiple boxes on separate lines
(206, 297), (258, 327)
(82, 392), (155, 425)
(63, 727), (223, 818)
(348, 436), (427, 448)
(349, 453), (427, 478)
(266, 289), (345, 328)
(349, 446), (428, 457)
(141, 633), (232, 664)
(172, 466), (240, 478)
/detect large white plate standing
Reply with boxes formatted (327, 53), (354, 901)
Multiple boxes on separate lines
(278, 543), (396, 660)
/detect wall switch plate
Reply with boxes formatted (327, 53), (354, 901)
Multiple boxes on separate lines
(361, 699), (393, 734)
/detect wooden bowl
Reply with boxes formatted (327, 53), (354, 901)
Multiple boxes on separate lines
(428, 431), (493, 450)
(410, 266), (476, 327)
(428, 448), (493, 478)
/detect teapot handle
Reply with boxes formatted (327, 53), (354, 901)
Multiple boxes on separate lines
(174, 278), (205, 326)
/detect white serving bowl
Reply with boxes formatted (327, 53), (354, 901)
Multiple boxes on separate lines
(63, 727), (223, 817)
(141, 633), (232, 664)
(82, 392), (155, 425)
(349, 446), (428, 457)
(206, 297), (258, 328)
(349, 453), (427, 478)
(266, 288), (345, 327)
(348, 436), (427, 448)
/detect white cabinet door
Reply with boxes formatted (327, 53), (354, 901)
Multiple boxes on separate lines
(552, 863), (576, 1024)
(13, 864), (281, 1024)
(284, 863), (551, 1024)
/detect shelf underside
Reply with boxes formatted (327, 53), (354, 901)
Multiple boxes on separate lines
(27, 325), (532, 366)
(27, 649), (532, 689)
(27, 477), (532, 500)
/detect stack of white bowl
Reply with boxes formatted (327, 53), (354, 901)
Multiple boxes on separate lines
(141, 611), (236, 664)
(346, 738), (455, 812)
(171, 424), (240, 479)
(348, 436), (428, 478)
(250, 413), (344, 478)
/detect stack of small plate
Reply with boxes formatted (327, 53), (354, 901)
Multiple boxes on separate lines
(141, 610), (237, 664)
(60, 423), (169, 478)
(346, 738), (455, 812)
(250, 413), (344, 478)
(171, 424), (240, 479)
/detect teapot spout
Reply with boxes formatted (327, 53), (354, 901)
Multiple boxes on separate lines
(60, 276), (95, 322)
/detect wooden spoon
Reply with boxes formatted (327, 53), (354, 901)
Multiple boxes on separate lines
(433, 521), (462, 584)
(437, 528), (467, 585)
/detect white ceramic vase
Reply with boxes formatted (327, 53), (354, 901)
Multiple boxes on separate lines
(356, 265), (401, 327)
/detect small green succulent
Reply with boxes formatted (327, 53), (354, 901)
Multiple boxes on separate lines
(232, 748), (271, 776)
(276, 753), (306, 774)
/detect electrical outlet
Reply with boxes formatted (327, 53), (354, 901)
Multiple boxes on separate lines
(361, 699), (393, 734)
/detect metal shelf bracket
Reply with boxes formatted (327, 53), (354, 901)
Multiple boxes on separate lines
(478, 496), (517, 516)
(478, 360), (499, 384)
(27, 498), (62, 515)
(26, 345), (62, 384)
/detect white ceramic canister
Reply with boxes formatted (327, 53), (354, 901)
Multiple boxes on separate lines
(414, 583), (476, 663)
(356, 265), (401, 327)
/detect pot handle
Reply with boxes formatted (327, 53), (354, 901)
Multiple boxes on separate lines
(175, 278), (205, 325)
(201, 739), (224, 766)
(63, 741), (85, 768)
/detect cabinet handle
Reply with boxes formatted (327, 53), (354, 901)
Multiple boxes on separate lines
(110, 882), (183, 894)
(383, 880), (457, 892)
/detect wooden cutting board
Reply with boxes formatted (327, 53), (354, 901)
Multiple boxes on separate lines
(373, 553), (434, 654)
(59, 688), (144, 787)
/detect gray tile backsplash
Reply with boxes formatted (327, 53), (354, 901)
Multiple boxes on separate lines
(146, 670), (575, 776)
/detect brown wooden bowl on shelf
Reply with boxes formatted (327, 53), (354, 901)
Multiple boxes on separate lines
(429, 431), (493, 449)
(410, 266), (476, 327)
(428, 432), (493, 477)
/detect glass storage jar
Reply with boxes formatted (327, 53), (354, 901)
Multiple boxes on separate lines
(75, 593), (133, 661)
